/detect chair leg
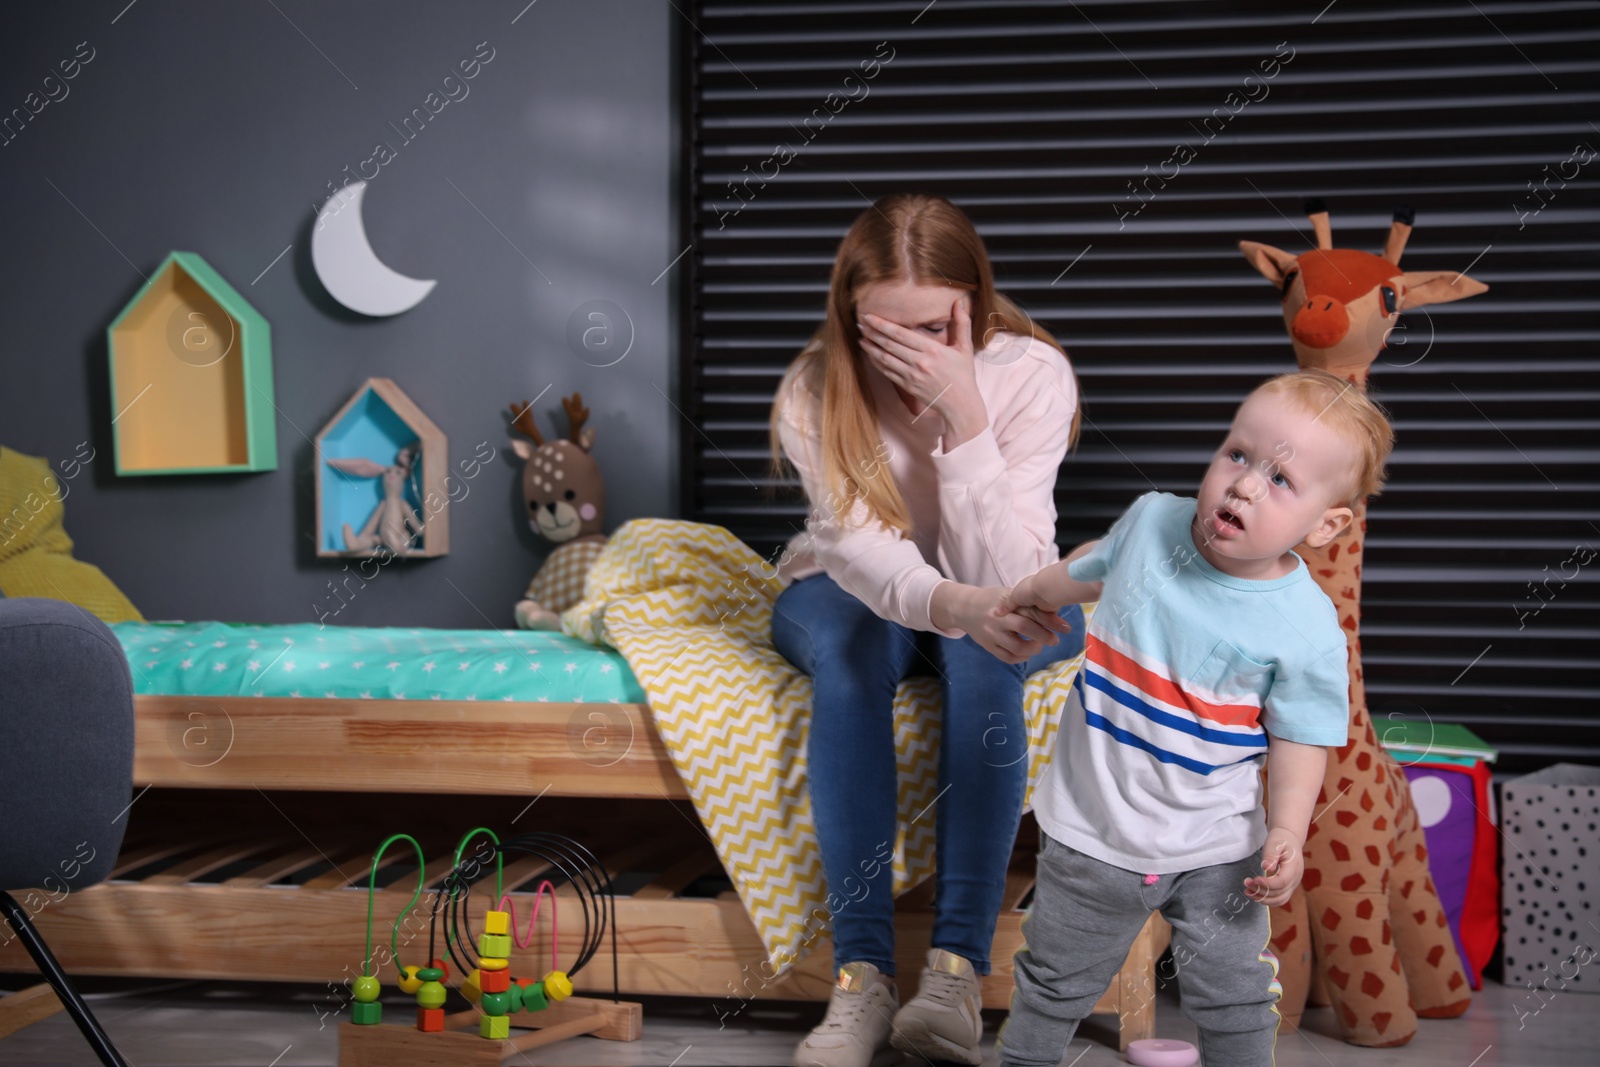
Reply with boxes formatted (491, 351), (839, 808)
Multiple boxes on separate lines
(0, 891), (129, 1067)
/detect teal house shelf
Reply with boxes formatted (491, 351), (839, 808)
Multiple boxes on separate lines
(107, 251), (277, 475)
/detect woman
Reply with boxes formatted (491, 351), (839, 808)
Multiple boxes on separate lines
(770, 193), (1085, 1067)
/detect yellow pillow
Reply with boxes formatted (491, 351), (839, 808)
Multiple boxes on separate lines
(0, 447), (143, 623)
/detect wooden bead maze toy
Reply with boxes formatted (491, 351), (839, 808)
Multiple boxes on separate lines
(337, 827), (642, 1066)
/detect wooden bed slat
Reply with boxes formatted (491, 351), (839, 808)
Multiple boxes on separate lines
(222, 843), (329, 888)
(142, 839), (292, 886)
(633, 850), (721, 899)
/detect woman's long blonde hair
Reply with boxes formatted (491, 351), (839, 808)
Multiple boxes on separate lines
(770, 193), (1080, 533)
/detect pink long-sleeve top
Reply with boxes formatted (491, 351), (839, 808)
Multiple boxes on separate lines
(773, 330), (1080, 634)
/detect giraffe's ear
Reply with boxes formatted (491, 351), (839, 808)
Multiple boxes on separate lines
(1399, 269), (1488, 310)
(1239, 240), (1300, 288)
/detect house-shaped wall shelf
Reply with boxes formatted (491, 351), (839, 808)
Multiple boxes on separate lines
(314, 378), (448, 558)
(107, 251), (277, 475)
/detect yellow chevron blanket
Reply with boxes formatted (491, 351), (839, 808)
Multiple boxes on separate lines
(562, 518), (1093, 971)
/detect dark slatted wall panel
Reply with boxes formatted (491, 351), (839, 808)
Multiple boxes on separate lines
(678, 0), (1600, 773)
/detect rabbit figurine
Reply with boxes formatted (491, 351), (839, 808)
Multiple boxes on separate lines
(326, 444), (425, 555)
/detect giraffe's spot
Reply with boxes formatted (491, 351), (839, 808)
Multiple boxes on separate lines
(1342, 615), (1358, 632)
(1341, 586), (1356, 600)
(1448, 972), (1465, 991)
(1357, 751), (1372, 772)
(1303, 869), (1322, 891)
(1427, 945), (1445, 967)
(1338, 776), (1354, 794)
(1374, 816), (1387, 831)
(1330, 840), (1351, 862)
(1362, 972), (1386, 999)
(1307, 822), (1321, 840)
(1342, 872), (1367, 891)
(1322, 908), (1342, 930)
(1391, 954), (1403, 974)
(1329, 543), (1341, 561)
(1328, 965), (1351, 990)
(1272, 927), (1299, 953)
(1341, 1003), (1359, 1028)
(1336, 811), (1358, 827)
(1360, 790), (1375, 813)
(1436, 912), (1449, 929)
(1375, 763), (1386, 784)
(1349, 541), (1362, 555)
(1354, 563), (1362, 580)
(1366, 845), (1382, 866)
(1414, 909), (1428, 925)
(1350, 936), (1373, 955)
(1356, 900), (1374, 920)
(1373, 1011), (1393, 1034)
(1381, 921), (1392, 946)
(1384, 786), (1394, 806)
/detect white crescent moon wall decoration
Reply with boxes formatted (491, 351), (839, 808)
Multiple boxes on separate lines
(311, 181), (437, 316)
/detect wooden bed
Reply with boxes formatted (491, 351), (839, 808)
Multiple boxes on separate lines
(0, 693), (1170, 1048)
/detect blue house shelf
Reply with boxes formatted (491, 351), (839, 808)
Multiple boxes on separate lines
(314, 378), (448, 558)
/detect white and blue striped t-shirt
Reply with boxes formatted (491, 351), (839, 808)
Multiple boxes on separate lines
(1032, 491), (1351, 874)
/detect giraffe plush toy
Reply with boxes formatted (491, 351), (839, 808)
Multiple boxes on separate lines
(1239, 200), (1487, 1046)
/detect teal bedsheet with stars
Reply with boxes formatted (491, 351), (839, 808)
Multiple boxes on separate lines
(111, 621), (646, 704)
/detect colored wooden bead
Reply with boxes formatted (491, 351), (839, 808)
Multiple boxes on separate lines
(429, 956), (450, 981)
(461, 968), (483, 1004)
(542, 970), (573, 1002)
(396, 964), (424, 994)
(478, 967), (511, 994)
(479, 1014), (510, 1039)
(352, 975), (381, 1003)
(478, 932), (511, 958)
(519, 977), (548, 1012)
(350, 1001), (383, 1026)
(480, 990), (510, 1017)
(507, 981), (524, 1013)
(477, 956), (509, 971)
(483, 910), (510, 936)
(416, 1005), (445, 1032)
(417, 967), (444, 982)
(416, 979), (447, 1009)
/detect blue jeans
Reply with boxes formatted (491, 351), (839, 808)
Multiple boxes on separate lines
(771, 573), (1086, 976)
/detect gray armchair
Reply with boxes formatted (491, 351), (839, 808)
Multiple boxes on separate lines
(0, 597), (133, 1066)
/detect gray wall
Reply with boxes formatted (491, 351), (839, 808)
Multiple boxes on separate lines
(0, 0), (678, 628)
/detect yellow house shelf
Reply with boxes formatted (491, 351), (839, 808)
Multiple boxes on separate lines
(107, 252), (277, 475)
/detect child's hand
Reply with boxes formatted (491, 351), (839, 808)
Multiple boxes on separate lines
(1243, 829), (1304, 907)
(1006, 574), (1043, 612)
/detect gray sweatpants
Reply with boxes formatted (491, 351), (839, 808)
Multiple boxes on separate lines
(998, 832), (1282, 1067)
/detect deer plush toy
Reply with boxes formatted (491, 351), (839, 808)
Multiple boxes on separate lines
(1239, 200), (1487, 1046)
(508, 393), (607, 630)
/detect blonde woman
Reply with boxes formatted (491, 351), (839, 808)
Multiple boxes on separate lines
(771, 193), (1084, 1067)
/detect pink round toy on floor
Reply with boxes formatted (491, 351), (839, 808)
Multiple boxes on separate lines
(1125, 1037), (1199, 1067)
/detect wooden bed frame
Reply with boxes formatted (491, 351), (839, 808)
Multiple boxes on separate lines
(0, 694), (1170, 1049)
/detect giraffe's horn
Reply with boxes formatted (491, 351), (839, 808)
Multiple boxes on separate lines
(1305, 197), (1333, 251)
(1384, 205), (1415, 265)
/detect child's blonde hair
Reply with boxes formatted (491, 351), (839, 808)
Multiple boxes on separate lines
(1250, 369), (1395, 504)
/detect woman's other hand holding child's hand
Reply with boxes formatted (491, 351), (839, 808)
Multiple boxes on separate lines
(931, 582), (1059, 665)
(1243, 829), (1305, 907)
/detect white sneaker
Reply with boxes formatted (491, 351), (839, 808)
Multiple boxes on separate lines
(793, 961), (903, 1067)
(889, 948), (984, 1065)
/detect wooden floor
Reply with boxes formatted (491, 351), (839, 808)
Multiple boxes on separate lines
(0, 974), (1590, 1065)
